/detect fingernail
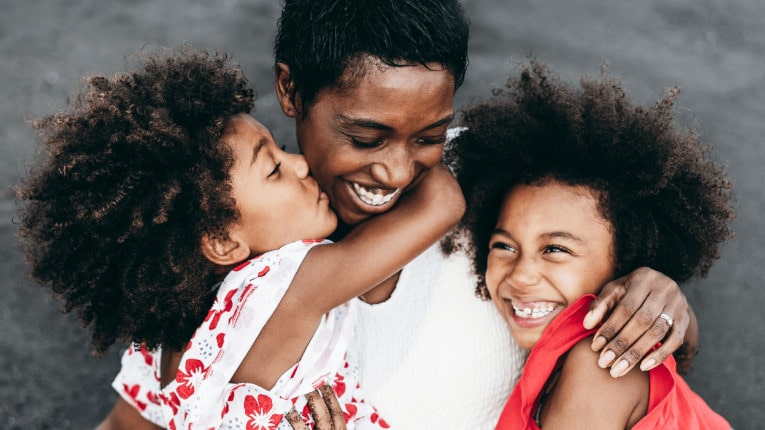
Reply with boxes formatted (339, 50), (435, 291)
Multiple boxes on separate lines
(591, 336), (607, 352)
(640, 359), (656, 372)
(583, 311), (596, 329)
(610, 359), (629, 378)
(598, 350), (615, 368)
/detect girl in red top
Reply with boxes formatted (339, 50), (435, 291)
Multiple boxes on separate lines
(445, 59), (733, 429)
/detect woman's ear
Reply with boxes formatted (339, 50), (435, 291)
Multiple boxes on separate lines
(200, 234), (251, 266)
(275, 62), (301, 118)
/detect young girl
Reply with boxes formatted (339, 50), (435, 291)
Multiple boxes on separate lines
(445, 61), (733, 429)
(15, 47), (464, 429)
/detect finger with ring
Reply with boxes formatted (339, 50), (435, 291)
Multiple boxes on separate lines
(658, 313), (673, 327)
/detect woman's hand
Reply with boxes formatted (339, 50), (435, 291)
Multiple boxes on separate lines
(583, 267), (698, 378)
(286, 384), (346, 430)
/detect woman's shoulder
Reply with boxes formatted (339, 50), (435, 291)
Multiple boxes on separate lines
(539, 336), (649, 429)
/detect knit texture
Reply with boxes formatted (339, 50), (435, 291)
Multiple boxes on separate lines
(350, 243), (527, 429)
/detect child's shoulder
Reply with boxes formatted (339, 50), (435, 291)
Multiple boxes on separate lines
(540, 336), (649, 429)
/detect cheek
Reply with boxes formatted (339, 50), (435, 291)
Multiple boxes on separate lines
(420, 146), (445, 168)
(484, 259), (503, 297)
(401, 144), (446, 175)
(311, 147), (368, 182)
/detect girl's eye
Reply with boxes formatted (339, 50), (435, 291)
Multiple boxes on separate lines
(490, 241), (515, 253)
(544, 245), (571, 254)
(268, 162), (281, 178)
(417, 135), (447, 146)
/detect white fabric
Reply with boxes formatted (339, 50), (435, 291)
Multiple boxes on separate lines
(350, 243), (527, 429)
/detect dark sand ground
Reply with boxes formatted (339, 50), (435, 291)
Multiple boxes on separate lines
(1, 0), (763, 428)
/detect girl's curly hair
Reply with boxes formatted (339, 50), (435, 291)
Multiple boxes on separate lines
(444, 60), (735, 301)
(16, 47), (255, 354)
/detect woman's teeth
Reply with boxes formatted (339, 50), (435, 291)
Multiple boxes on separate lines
(352, 183), (400, 206)
(512, 302), (555, 319)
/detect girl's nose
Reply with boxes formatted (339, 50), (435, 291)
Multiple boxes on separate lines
(506, 255), (541, 291)
(287, 152), (309, 178)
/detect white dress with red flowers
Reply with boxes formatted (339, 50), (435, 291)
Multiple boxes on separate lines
(112, 239), (389, 430)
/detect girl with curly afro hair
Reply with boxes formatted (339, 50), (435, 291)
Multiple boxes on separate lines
(444, 60), (733, 429)
(16, 46), (464, 429)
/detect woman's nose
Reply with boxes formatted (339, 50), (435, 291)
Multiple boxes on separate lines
(370, 144), (415, 189)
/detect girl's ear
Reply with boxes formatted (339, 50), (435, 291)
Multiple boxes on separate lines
(200, 234), (251, 266)
(274, 62), (301, 118)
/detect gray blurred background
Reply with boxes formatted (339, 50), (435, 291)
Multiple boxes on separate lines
(1, 0), (762, 428)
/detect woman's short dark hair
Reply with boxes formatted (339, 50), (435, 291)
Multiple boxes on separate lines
(274, 0), (470, 113)
(16, 47), (255, 354)
(445, 60), (735, 300)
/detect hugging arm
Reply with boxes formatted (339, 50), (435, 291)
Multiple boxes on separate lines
(583, 267), (699, 377)
(230, 163), (464, 394)
(289, 163), (466, 316)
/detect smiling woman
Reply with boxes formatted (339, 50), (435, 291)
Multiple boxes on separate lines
(276, 56), (456, 226)
(7, 0), (760, 428)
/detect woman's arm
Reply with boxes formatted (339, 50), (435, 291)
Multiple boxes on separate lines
(582, 267), (699, 377)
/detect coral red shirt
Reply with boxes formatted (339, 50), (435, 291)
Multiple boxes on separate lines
(496, 295), (730, 429)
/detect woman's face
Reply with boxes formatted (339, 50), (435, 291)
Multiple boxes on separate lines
(484, 181), (617, 349)
(279, 56), (455, 226)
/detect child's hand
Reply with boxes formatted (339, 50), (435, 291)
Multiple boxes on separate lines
(583, 267), (694, 378)
(399, 163), (466, 223)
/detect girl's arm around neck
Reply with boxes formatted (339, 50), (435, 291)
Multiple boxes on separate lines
(290, 163), (465, 316)
(229, 164), (464, 389)
(539, 336), (649, 429)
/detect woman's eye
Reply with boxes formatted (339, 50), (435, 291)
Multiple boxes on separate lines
(418, 135), (447, 146)
(351, 138), (383, 148)
(268, 162), (281, 178)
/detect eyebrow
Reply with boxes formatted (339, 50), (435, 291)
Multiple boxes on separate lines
(541, 231), (584, 242)
(337, 113), (454, 132)
(492, 228), (583, 243)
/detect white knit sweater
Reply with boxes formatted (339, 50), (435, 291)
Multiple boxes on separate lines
(350, 243), (527, 429)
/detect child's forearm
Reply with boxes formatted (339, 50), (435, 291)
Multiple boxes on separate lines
(290, 164), (465, 314)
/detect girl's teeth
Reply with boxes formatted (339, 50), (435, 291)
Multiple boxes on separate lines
(512, 303), (555, 319)
(352, 183), (400, 206)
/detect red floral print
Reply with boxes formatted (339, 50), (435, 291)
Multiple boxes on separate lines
(244, 394), (283, 430)
(205, 288), (238, 330)
(123, 384), (148, 411)
(371, 412), (390, 428)
(175, 358), (207, 399)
